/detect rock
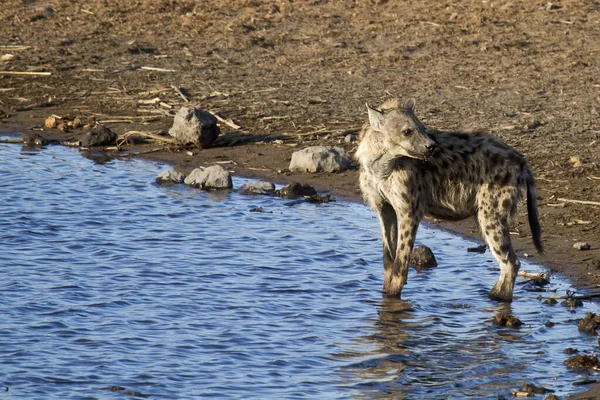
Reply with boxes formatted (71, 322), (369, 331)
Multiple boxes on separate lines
(570, 156), (585, 168)
(276, 182), (317, 199)
(544, 395), (559, 400)
(45, 115), (58, 129)
(21, 132), (46, 146)
(492, 313), (522, 328)
(409, 245), (437, 268)
(565, 354), (600, 370)
(543, 298), (558, 306)
(519, 383), (554, 395)
(545, 320), (555, 327)
(30, 6), (54, 22)
(155, 169), (185, 185)
(184, 165), (232, 190)
(344, 134), (357, 143)
(564, 348), (579, 355)
(79, 125), (117, 147)
(578, 312), (600, 333)
(573, 242), (591, 251)
(168, 107), (220, 148)
(305, 194), (334, 204)
(467, 244), (486, 253)
(561, 297), (583, 308)
(289, 146), (352, 173)
(242, 181), (276, 195)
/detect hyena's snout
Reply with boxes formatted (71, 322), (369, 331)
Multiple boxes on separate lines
(416, 137), (438, 159)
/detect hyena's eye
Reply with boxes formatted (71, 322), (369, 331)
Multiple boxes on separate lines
(402, 128), (413, 136)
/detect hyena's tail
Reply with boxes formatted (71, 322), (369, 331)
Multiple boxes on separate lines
(526, 172), (544, 253)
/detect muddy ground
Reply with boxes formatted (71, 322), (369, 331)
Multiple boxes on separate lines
(1, 0), (600, 396)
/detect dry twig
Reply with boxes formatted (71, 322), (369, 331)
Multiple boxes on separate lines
(0, 71), (51, 76)
(557, 198), (600, 207)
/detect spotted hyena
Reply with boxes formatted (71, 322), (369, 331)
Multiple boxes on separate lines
(355, 99), (543, 302)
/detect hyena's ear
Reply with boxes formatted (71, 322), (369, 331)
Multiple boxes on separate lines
(403, 98), (416, 111)
(366, 103), (385, 132)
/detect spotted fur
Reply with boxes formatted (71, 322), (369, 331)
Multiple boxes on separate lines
(355, 99), (542, 302)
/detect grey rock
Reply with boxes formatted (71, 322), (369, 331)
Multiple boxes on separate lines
(22, 132), (47, 146)
(289, 146), (352, 173)
(168, 107), (220, 148)
(184, 165), (232, 190)
(276, 182), (317, 199)
(155, 169), (185, 185)
(578, 312), (600, 333)
(409, 245), (437, 269)
(573, 242), (591, 251)
(79, 125), (117, 147)
(242, 181), (276, 195)
(344, 134), (357, 143)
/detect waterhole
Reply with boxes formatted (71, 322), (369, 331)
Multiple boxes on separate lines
(1, 140), (598, 399)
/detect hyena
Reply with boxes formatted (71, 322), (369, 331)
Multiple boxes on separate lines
(355, 99), (543, 302)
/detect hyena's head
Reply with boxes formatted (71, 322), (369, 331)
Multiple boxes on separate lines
(366, 102), (437, 160)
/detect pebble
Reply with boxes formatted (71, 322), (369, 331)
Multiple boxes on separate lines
(573, 242), (591, 251)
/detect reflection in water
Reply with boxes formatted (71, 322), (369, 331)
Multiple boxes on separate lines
(1, 138), (599, 399)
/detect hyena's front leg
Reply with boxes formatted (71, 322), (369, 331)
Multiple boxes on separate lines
(385, 214), (420, 297)
(377, 202), (398, 289)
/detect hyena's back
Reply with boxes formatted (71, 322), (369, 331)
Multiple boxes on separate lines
(408, 130), (530, 222)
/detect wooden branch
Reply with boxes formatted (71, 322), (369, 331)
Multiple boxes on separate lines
(209, 111), (241, 130)
(0, 71), (51, 76)
(0, 138), (24, 144)
(141, 66), (176, 72)
(0, 46), (31, 51)
(557, 198), (600, 207)
(518, 271), (548, 280)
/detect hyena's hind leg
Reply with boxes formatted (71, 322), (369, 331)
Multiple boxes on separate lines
(376, 202), (398, 291)
(477, 186), (522, 302)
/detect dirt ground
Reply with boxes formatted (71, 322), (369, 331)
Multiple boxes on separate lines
(1, 0), (600, 395)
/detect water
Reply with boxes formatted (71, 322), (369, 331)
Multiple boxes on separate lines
(1, 140), (599, 399)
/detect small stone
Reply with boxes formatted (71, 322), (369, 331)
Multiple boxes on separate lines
(573, 242), (591, 251)
(289, 146), (352, 173)
(78, 125), (117, 147)
(545, 321), (555, 327)
(305, 193), (334, 204)
(155, 169), (185, 185)
(242, 181), (276, 195)
(565, 354), (600, 370)
(570, 156), (585, 168)
(561, 297), (584, 308)
(577, 312), (600, 333)
(0, 54), (14, 62)
(409, 245), (437, 269)
(276, 182), (317, 199)
(45, 116), (58, 129)
(519, 383), (554, 395)
(543, 298), (558, 306)
(526, 121), (542, 130)
(184, 165), (232, 190)
(344, 134), (357, 143)
(467, 244), (486, 253)
(21, 132), (47, 146)
(564, 348), (579, 355)
(544, 395), (559, 400)
(168, 107), (220, 149)
(492, 313), (522, 328)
